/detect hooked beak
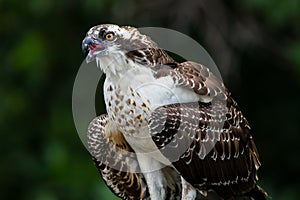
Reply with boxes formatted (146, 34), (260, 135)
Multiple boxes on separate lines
(82, 36), (106, 63)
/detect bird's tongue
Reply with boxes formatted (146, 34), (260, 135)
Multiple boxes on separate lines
(86, 44), (105, 63)
(88, 44), (105, 57)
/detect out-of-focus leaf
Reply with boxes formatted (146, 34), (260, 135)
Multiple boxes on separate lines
(9, 31), (47, 72)
(287, 41), (300, 75)
(242, 0), (300, 28)
(3, 89), (28, 116)
(28, 0), (54, 16)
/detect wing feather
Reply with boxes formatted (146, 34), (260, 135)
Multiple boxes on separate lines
(149, 101), (260, 198)
(148, 62), (262, 198)
(87, 115), (150, 200)
(153, 61), (227, 101)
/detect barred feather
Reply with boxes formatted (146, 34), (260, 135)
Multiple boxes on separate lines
(83, 24), (268, 200)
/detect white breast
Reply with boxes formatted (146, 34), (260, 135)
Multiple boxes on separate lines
(104, 64), (200, 128)
(103, 62), (199, 165)
(116, 66), (199, 109)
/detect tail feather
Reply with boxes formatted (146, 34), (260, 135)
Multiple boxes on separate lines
(246, 185), (269, 200)
(229, 185), (269, 200)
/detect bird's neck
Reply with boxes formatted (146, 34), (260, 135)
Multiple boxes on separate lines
(96, 53), (138, 79)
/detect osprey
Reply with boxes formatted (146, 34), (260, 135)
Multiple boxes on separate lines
(82, 24), (267, 200)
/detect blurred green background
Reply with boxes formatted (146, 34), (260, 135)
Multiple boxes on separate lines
(1, 0), (300, 199)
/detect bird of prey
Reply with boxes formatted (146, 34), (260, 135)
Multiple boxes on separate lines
(82, 24), (267, 200)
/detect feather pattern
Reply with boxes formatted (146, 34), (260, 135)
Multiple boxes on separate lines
(154, 61), (226, 100)
(87, 115), (182, 199)
(147, 62), (263, 198)
(83, 24), (268, 200)
(87, 114), (150, 200)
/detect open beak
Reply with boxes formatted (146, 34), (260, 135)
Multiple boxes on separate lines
(82, 36), (106, 63)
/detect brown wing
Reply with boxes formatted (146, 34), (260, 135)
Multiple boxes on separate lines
(87, 114), (150, 200)
(149, 101), (261, 198)
(126, 48), (175, 66)
(153, 61), (227, 102)
(148, 62), (262, 198)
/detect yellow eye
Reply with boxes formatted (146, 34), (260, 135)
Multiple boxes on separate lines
(105, 32), (115, 41)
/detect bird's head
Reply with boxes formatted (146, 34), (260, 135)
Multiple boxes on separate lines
(82, 24), (157, 64)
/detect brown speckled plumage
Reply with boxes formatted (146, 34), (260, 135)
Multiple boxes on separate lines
(87, 115), (150, 200)
(83, 24), (268, 200)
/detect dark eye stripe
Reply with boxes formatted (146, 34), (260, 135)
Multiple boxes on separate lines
(99, 28), (107, 39)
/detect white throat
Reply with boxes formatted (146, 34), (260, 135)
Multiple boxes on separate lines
(96, 52), (135, 78)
